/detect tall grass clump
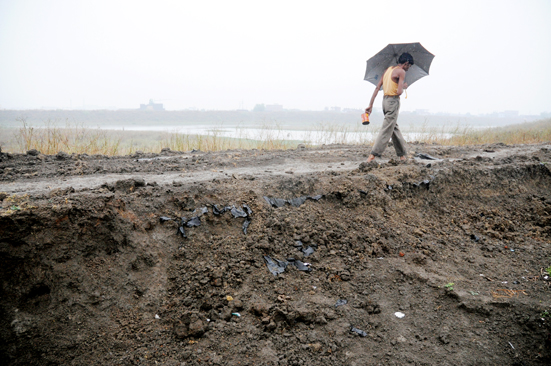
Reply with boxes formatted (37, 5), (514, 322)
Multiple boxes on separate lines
(14, 118), (123, 155)
(444, 118), (551, 145)
(157, 124), (295, 152)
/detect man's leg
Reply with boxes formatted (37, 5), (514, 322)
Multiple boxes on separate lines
(368, 97), (400, 162)
(391, 124), (407, 160)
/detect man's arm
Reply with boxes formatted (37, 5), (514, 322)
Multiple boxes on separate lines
(366, 77), (384, 114)
(396, 68), (406, 96)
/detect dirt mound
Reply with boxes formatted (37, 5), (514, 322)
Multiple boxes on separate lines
(1, 143), (551, 365)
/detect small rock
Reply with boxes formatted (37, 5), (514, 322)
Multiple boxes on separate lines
(56, 151), (70, 160)
(266, 320), (277, 331)
(233, 299), (244, 310)
(188, 320), (205, 337)
(220, 308), (232, 321)
(310, 343), (322, 352)
(250, 302), (269, 316)
(439, 334), (450, 344)
(212, 278), (223, 287)
(340, 271), (351, 281)
(174, 325), (189, 339)
(315, 316), (327, 325)
(26, 149), (40, 156)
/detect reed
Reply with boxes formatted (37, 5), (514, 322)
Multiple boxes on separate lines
(11, 118), (124, 155)
(2, 118), (549, 156)
(444, 119), (551, 145)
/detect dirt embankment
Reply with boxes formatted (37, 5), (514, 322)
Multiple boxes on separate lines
(1, 143), (551, 365)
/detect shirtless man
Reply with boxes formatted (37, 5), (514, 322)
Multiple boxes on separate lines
(365, 52), (413, 163)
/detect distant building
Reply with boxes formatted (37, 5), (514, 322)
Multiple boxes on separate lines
(140, 99), (164, 111)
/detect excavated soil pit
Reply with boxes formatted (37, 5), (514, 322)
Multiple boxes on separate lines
(1, 144), (551, 365)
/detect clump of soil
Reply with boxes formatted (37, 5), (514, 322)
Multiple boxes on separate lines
(1, 143), (551, 365)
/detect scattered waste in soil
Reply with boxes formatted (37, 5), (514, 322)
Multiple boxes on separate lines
(263, 195), (323, 208)
(415, 152), (438, 160)
(350, 326), (368, 337)
(0, 142), (551, 365)
(335, 299), (348, 307)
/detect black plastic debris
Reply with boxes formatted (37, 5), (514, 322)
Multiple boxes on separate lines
(186, 216), (201, 227)
(288, 258), (312, 272)
(264, 256), (288, 276)
(415, 153), (438, 160)
(288, 196), (307, 207)
(470, 234), (480, 242)
(193, 207), (208, 216)
(242, 204), (253, 234)
(231, 206), (248, 218)
(302, 246), (315, 257)
(178, 225), (187, 238)
(160, 216), (172, 223)
(213, 204), (252, 234)
(263, 195), (324, 209)
(175, 216), (201, 238)
(213, 205), (231, 215)
(263, 196), (286, 208)
(243, 219), (251, 235)
(412, 179), (431, 189)
(359, 190), (368, 195)
(243, 204), (253, 216)
(294, 241), (316, 257)
(335, 299), (348, 307)
(350, 326), (368, 337)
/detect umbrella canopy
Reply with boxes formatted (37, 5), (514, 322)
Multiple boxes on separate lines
(364, 43), (434, 88)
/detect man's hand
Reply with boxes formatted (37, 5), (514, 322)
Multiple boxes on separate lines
(365, 106), (373, 114)
(403, 82), (408, 89)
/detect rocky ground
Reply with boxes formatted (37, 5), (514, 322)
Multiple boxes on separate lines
(0, 142), (550, 365)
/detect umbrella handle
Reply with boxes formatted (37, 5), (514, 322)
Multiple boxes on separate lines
(405, 90), (407, 99)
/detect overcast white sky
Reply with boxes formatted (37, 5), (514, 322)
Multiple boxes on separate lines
(1, 0), (550, 115)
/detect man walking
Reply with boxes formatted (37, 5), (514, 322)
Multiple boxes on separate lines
(365, 52), (413, 163)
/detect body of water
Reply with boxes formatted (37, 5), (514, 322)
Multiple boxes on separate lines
(101, 124), (453, 145)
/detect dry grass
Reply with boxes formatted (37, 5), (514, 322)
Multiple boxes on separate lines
(1, 117), (549, 156)
(2, 119), (298, 155)
(11, 118), (122, 155)
(444, 119), (551, 145)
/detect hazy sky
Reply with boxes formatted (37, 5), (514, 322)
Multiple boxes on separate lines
(1, 0), (550, 115)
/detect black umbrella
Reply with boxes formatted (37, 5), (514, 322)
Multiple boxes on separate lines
(364, 43), (434, 88)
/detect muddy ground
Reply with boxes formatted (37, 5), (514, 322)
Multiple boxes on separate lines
(0, 142), (550, 366)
